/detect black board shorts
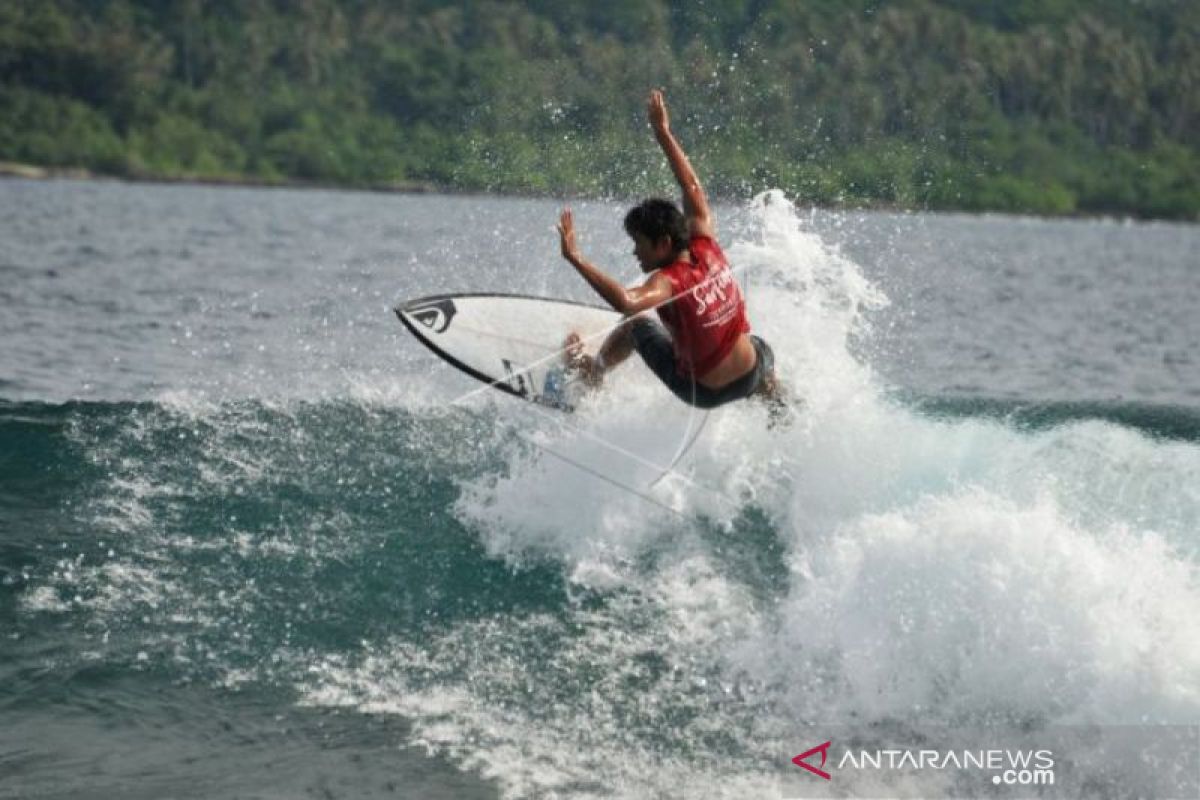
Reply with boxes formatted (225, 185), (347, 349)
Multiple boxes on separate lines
(630, 318), (774, 409)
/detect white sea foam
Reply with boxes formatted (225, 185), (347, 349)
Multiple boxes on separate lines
(21, 585), (70, 614)
(353, 191), (1200, 797)
(300, 569), (778, 800)
(739, 489), (1200, 723)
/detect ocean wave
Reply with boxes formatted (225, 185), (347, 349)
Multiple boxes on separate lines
(5, 194), (1199, 798)
(904, 394), (1200, 443)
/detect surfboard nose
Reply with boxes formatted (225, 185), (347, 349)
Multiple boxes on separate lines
(393, 293), (618, 411)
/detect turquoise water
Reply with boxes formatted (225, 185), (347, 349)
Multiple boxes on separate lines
(2, 180), (1198, 798)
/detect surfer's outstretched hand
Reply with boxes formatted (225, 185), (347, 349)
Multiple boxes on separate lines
(557, 208), (581, 262)
(647, 89), (670, 133)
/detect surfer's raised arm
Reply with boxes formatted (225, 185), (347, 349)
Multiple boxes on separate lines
(551, 91), (783, 415)
(648, 89), (715, 240)
(557, 208), (671, 316)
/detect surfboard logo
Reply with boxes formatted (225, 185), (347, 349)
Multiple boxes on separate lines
(407, 299), (457, 333)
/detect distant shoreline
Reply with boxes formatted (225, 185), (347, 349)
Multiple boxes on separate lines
(2, 161), (1189, 225)
(0, 161), (440, 196)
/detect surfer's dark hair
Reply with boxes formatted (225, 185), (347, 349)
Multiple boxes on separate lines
(624, 198), (689, 253)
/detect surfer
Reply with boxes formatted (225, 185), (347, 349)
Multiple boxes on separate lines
(557, 89), (782, 411)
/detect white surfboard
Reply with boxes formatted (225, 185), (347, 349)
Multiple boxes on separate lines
(395, 293), (620, 411)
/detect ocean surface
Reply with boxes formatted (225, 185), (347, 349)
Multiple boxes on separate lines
(2, 178), (1198, 798)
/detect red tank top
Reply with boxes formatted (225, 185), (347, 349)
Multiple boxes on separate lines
(655, 236), (750, 378)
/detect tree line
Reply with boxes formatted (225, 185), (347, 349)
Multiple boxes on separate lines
(1, 0), (1197, 218)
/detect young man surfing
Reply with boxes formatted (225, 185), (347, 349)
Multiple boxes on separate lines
(557, 89), (780, 410)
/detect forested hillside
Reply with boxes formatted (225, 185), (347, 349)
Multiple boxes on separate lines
(1, 0), (1197, 218)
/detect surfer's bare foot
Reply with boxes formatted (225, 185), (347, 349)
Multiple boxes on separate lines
(563, 332), (585, 369)
(562, 332), (603, 388)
